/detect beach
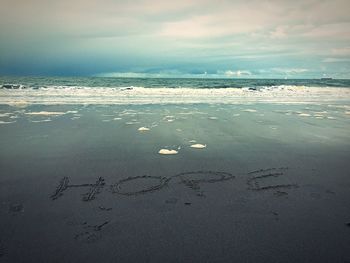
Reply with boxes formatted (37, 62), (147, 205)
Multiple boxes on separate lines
(0, 78), (350, 262)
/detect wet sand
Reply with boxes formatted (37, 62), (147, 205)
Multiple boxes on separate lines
(0, 103), (350, 262)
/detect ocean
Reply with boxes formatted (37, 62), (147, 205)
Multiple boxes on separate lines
(2, 76), (350, 88)
(0, 77), (350, 262)
(1, 77), (350, 105)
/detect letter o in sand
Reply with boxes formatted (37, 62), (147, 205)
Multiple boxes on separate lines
(111, 175), (170, 196)
(173, 170), (235, 184)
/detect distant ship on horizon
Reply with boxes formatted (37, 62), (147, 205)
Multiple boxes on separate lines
(320, 77), (333, 80)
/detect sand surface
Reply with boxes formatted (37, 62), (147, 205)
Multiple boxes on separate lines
(0, 102), (350, 262)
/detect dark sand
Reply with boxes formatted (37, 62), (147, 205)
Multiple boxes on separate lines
(0, 103), (350, 262)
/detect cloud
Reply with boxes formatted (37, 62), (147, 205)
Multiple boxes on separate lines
(271, 68), (309, 74)
(96, 69), (254, 78)
(323, 58), (350, 63)
(0, 0), (350, 77)
(331, 47), (350, 56)
(269, 26), (288, 39)
(223, 70), (252, 77)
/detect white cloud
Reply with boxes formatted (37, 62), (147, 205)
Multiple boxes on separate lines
(323, 58), (350, 63)
(224, 70), (251, 77)
(96, 69), (254, 78)
(331, 47), (350, 56)
(1, 0), (350, 77)
(269, 26), (288, 39)
(272, 68), (309, 74)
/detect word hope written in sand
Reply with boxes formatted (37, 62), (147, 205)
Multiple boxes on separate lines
(50, 167), (298, 203)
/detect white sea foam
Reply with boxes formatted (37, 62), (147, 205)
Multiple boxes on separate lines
(31, 119), (52, 123)
(158, 149), (178, 155)
(7, 100), (28, 107)
(190, 144), (206, 149)
(0, 86), (349, 105)
(125, 121), (139, 125)
(0, 120), (16, 124)
(242, 109), (257, 112)
(25, 111), (66, 116)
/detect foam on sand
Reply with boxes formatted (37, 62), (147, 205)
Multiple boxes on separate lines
(25, 111), (66, 116)
(31, 119), (52, 123)
(7, 100), (28, 107)
(158, 149), (178, 155)
(125, 121), (139, 125)
(298, 113), (311, 117)
(0, 120), (16, 124)
(163, 115), (175, 122)
(138, 127), (150, 131)
(190, 144), (207, 149)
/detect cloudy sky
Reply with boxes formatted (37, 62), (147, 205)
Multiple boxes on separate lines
(0, 0), (350, 78)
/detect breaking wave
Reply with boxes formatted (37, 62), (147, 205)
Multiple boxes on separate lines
(1, 84), (350, 105)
